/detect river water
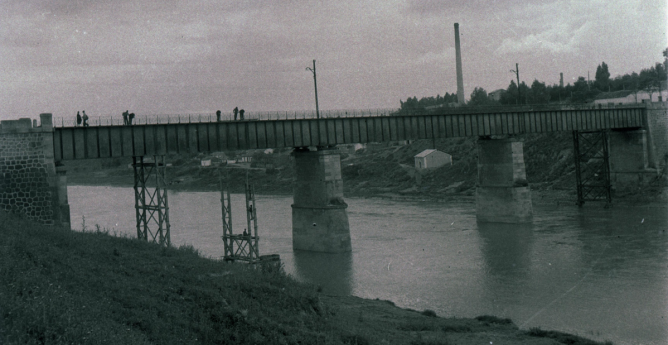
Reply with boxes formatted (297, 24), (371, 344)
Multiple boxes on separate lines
(68, 185), (667, 345)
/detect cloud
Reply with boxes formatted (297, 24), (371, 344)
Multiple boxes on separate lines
(0, 0), (665, 119)
(494, 22), (589, 55)
(405, 0), (558, 16)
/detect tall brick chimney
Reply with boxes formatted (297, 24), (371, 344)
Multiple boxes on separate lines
(454, 23), (465, 105)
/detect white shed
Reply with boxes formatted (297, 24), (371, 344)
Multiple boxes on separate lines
(414, 149), (452, 170)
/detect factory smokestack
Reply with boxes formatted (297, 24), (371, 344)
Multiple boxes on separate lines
(454, 23), (465, 105)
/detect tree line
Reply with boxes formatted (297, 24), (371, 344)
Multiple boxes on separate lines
(399, 48), (667, 112)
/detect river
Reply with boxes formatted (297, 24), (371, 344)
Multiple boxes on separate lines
(68, 185), (667, 345)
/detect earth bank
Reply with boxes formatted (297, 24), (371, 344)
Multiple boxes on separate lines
(1, 211), (613, 345)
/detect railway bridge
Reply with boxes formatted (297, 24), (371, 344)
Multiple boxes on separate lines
(1, 103), (665, 252)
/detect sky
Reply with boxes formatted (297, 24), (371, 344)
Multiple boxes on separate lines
(1, 0), (666, 120)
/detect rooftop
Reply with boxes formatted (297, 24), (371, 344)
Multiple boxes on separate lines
(414, 149), (438, 158)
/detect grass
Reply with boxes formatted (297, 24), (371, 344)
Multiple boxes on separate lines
(0, 211), (335, 344)
(0, 211), (616, 345)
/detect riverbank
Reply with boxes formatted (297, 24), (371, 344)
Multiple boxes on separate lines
(64, 134), (667, 206)
(1, 211), (612, 345)
(66, 165), (667, 208)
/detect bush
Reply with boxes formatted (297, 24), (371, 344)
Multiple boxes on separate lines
(526, 328), (612, 345)
(474, 315), (515, 326)
(421, 309), (438, 317)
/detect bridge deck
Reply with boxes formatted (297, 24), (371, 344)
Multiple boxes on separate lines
(53, 107), (645, 160)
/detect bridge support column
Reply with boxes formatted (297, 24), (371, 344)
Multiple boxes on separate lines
(608, 129), (659, 190)
(476, 137), (532, 223)
(292, 147), (351, 252)
(54, 165), (71, 229)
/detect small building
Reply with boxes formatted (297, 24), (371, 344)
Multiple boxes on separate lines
(238, 155), (252, 163)
(488, 89), (505, 101)
(593, 89), (668, 105)
(414, 149), (452, 170)
(339, 143), (366, 154)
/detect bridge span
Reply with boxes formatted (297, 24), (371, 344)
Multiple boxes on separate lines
(53, 106), (645, 160)
(1, 103), (665, 253)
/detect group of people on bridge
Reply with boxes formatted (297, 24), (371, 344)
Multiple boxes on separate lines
(215, 107), (245, 122)
(122, 111), (136, 125)
(75, 111), (89, 127)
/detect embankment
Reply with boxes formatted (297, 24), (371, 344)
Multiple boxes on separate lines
(1, 211), (612, 344)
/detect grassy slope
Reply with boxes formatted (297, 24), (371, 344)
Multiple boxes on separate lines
(0, 212), (612, 345)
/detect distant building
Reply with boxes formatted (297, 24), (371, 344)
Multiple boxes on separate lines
(339, 143), (366, 154)
(593, 89), (667, 105)
(201, 152), (227, 166)
(238, 155), (252, 163)
(424, 102), (459, 111)
(414, 149), (452, 170)
(488, 89), (505, 102)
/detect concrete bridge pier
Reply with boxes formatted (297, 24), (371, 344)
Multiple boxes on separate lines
(292, 147), (351, 252)
(475, 136), (533, 223)
(608, 129), (660, 190)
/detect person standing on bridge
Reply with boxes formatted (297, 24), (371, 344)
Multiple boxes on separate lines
(82, 111), (89, 127)
(233, 107), (238, 121)
(128, 112), (135, 125)
(216, 110), (221, 122)
(239, 109), (245, 120)
(76, 111), (82, 127)
(122, 111), (129, 125)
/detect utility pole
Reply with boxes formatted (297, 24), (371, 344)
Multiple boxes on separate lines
(306, 60), (320, 119)
(510, 63), (520, 104)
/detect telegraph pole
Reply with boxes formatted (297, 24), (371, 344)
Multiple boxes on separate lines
(510, 63), (520, 104)
(306, 60), (320, 119)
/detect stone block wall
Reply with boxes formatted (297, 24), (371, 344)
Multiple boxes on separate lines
(0, 114), (70, 227)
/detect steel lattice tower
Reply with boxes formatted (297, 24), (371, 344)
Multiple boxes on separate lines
(133, 156), (171, 246)
(573, 130), (612, 206)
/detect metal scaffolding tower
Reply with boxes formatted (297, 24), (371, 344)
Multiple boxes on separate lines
(220, 175), (260, 263)
(133, 156), (171, 246)
(220, 171), (234, 259)
(572, 130), (612, 206)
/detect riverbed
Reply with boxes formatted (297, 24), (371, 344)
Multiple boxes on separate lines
(68, 185), (667, 345)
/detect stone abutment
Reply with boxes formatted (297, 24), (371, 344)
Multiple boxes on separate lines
(0, 114), (70, 228)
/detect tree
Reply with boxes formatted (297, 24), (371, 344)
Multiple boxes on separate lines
(595, 62), (611, 91)
(500, 80), (519, 105)
(639, 63), (667, 101)
(518, 81), (530, 104)
(529, 80), (550, 104)
(399, 96), (421, 114)
(571, 77), (589, 103)
(468, 87), (490, 106)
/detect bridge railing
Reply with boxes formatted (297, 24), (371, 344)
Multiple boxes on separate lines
(52, 103), (644, 128)
(54, 108), (401, 128)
